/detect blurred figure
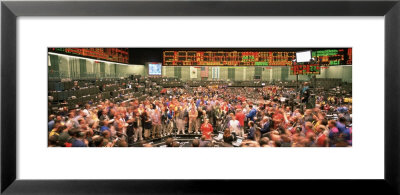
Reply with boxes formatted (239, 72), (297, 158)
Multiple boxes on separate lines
(151, 109), (162, 138)
(188, 107), (198, 134)
(176, 106), (185, 135)
(142, 111), (152, 140)
(133, 111), (143, 142)
(192, 139), (200, 147)
(223, 128), (236, 145)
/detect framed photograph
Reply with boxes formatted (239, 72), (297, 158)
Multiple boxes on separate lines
(2, 0), (400, 194)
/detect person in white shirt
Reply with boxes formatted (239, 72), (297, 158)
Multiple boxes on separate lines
(228, 113), (242, 137)
(83, 104), (91, 118)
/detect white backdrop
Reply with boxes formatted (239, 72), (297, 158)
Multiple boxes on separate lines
(17, 17), (384, 179)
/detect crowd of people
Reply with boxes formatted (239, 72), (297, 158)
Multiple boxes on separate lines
(48, 80), (352, 147)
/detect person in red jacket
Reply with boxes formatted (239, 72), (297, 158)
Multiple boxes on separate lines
(315, 125), (328, 147)
(235, 109), (245, 127)
(235, 109), (245, 137)
(201, 118), (213, 139)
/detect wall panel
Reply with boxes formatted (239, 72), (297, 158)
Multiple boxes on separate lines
(48, 53), (145, 79)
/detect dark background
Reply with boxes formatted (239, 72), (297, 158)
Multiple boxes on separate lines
(129, 47), (351, 64)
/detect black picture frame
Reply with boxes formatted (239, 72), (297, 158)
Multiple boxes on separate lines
(1, 0), (399, 194)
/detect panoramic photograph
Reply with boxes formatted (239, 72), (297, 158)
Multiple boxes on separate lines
(48, 48), (352, 147)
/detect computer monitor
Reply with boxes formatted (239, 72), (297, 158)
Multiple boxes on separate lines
(232, 138), (243, 147)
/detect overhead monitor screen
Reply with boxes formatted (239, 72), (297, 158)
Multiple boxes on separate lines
(149, 63), (162, 75)
(296, 50), (312, 63)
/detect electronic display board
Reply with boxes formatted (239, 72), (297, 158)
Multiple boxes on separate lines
(291, 64), (321, 75)
(163, 51), (295, 66)
(49, 48), (129, 64)
(163, 48), (352, 66)
(312, 48), (352, 66)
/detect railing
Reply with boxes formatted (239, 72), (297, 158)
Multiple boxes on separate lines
(48, 70), (131, 80)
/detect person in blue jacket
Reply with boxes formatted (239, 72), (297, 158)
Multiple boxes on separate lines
(337, 117), (351, 144)
(246, 105), (257, 121)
